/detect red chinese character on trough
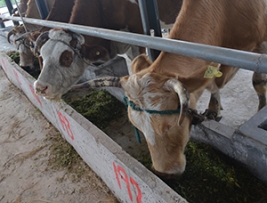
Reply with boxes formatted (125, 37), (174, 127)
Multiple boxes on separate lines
(13, 70), (22, 86)
(56, 110), (75, 140)
(113, 162), (142, 203)
(29, 84), (42, 107)
(1, 58), (7, 72)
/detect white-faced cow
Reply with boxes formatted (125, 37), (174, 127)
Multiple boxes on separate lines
(70, 0), (267, 179)
(33, 0), (183, 100)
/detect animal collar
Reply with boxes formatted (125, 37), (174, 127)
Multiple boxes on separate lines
(123, 96), (181, 115)
(123, 96), (217, 143)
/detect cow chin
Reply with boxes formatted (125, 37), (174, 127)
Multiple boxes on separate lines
(151, 156), (186, 180)
(145, 124), (189, 180)
(152, 167), (181, 180)
(42, 93), (62, 101)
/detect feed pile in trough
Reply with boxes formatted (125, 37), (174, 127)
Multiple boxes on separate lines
(7, 51), (267, 203)
(139, 141), (267, 203)
(63, 89), (125, 130)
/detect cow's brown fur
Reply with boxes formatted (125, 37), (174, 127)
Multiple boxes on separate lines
(39, 0), (75, 32)
(12, 0), (28, 16)
(24, 0), (55, 30)
(69, 0), (145, 59)
(120, 0), (267, 177)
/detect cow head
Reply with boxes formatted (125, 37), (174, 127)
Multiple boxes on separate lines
(33, 28), (109, 100)
(72, 54), (195, 179)
(8, 25), (35, 69)
(121, 55), (193, 178)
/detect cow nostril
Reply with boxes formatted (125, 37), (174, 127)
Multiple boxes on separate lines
(40, 86), (48, 94)
(35, 84), (48, 95)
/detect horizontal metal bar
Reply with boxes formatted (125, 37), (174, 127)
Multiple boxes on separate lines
(1, 15), (267, 74)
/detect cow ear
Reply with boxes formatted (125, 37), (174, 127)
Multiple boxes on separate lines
(120, 75), (129, 85)
(72, 32), (85, 45)
(120, 75), (130, 93)
(131, 54), (152, 73)
(81, 45), (110, 62)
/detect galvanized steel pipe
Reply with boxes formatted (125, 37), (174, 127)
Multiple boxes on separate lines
(1, 16), (267, 74)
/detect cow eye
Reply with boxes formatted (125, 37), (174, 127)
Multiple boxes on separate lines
(60, 50), (73, 67)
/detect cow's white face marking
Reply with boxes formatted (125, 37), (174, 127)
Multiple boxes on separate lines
(130, 110), (155, 145)
(124, 73), (165, 146)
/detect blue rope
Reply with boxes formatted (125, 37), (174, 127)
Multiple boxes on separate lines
(123, 96), (181, 143)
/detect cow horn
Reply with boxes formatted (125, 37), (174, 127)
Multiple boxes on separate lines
(72, 32), (85, 45)
(34, 31), (50, 56)
(7, 29), (16, 43)
(163, 78), (190, 126)
(71, 77), (121, 89)
(15, 32), (30, 42)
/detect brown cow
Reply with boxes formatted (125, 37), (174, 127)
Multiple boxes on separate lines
(71, 0), (267, 178)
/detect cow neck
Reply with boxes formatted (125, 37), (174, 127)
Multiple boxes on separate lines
(148, 0), (225, 92)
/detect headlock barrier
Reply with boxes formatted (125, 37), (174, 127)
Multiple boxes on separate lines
(0, 6), (267, 202)
(1, 15), (267, 74)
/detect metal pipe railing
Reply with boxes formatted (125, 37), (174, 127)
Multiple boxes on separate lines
(139, 0), (162, 61)
(1, 15), (267, 74)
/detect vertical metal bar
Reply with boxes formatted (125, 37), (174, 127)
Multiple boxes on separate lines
(138, 0), (152, 59)
(4, 0), (19, 26)
(35, 0), (49, 20)
(14, 0), (27, 29)
(0, 20), (5, 28)
(139, 0), (162, 61)
(4, 0), (14, 15)
(146, 0), (162, 38)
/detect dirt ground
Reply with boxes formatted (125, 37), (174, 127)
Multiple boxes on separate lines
(0, 68), (118, 203)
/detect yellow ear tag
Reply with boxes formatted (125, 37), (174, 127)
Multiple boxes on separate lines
(204, 65), (223, 78)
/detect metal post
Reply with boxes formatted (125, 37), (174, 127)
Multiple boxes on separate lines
(0, 20), (5, 28)
(4, 0), (19, 26)
(35, 0), (49, 20)
(139, 0), (162, 61)
(4, 0), (14, 15)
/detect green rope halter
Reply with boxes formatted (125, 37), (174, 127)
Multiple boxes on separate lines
(123, 96), (182, 143)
